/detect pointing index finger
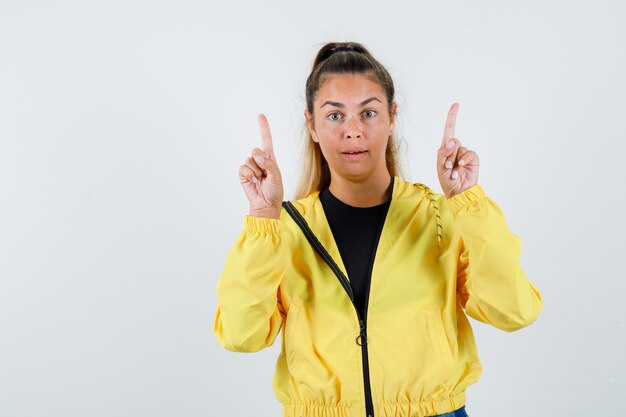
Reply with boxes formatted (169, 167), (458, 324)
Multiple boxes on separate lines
(258, 114), (274, 157)
(441, 102), (459, 147)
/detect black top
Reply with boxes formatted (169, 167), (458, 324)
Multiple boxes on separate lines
(319, 177), (393, 320)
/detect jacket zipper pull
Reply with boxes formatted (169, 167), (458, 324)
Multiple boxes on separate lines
(356, 319), (367, 346)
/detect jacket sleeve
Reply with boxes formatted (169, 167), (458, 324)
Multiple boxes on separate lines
(446, 184), (543, 332)
(213, 215), (286, 352)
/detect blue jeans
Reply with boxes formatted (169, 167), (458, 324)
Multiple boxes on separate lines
(431, 405), (468, 417)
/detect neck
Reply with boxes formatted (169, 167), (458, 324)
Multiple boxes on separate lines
(328, 173), (393, 207)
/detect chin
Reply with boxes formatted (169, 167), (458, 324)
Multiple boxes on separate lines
(335, 167), (374, 182)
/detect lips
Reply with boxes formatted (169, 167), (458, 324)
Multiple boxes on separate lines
(341, 149), (368, 154)
(341, 150), (368, 160)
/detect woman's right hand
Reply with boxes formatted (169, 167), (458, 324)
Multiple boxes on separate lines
(238, 114), (284, 219)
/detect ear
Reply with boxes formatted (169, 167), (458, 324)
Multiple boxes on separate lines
(304, 109), (318, 142)
(389, 101), (398, 130)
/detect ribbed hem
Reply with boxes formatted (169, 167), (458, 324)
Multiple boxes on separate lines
(244, 215), (281, 235)
(378, 392), (466, 417)
(283, 403), (361, 417)
(446, 184), (486, 215)
(281, 392), (465, 417)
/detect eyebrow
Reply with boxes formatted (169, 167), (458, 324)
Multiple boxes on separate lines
(320, 97), (382, 108)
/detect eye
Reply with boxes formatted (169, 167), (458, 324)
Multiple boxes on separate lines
(363, 110), (377, 118)
(327, 112), (343, 121)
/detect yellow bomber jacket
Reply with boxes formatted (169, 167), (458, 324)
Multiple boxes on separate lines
(214, 176), (543, 417)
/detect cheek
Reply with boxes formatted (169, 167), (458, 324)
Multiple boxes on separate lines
(372, 118), (391, 135)
(370, 123), (390, 146)
(318, 138), (340, 157)
(316, 127), (341, 150)
(317, 122), (340, 138)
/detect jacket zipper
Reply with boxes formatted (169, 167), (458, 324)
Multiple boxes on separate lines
(282, 180), (393, 417)
(358, 317), (374, 417)
(359, 194), (392, 417)
(328, 196), (388, 417)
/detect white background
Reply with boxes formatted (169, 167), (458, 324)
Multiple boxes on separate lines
(1, 1), (624, 416)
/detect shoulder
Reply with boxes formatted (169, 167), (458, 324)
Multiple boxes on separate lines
(392, 178), (464, 249)
(280, 190), (320, 221)
(393, 177), (447, 214)
(396, 178), (488, 216)
(277, 190), (323, 241)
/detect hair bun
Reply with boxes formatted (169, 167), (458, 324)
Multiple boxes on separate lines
(318, 44), (362, 63)
(331, 46), (357, 53)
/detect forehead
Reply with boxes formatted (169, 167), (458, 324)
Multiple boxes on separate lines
(315, 73), (386, 105)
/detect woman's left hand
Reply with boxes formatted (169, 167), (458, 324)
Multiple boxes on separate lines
(437, 102), (480, 199)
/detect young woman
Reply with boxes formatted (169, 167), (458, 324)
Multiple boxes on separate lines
(214, 42), (543, 417)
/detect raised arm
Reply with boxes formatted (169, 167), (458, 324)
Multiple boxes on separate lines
(213, 114), (287, 352)
(435, 103), (542, 331)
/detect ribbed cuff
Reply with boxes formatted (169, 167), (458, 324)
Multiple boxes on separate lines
(244, 215), (281, 235)
(446, 184), (486, 214)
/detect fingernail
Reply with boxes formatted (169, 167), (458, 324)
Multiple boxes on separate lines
(445, 161), (453, 169)
(452, 170), (458, 179)
(254, 155), (265, 164)
(251, 177), (258, 184)
(447, 140), (454, 149)
(459, 159), (465, 166)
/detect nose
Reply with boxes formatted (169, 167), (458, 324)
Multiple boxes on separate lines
(344, 115), (362, 139)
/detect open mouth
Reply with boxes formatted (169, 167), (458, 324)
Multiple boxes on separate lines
(341, 150), (368, 160)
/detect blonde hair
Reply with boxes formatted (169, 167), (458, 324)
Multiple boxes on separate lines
(293, 42), (406, 200)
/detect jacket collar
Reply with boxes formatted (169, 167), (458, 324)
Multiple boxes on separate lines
(291, 176), (402, 280)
